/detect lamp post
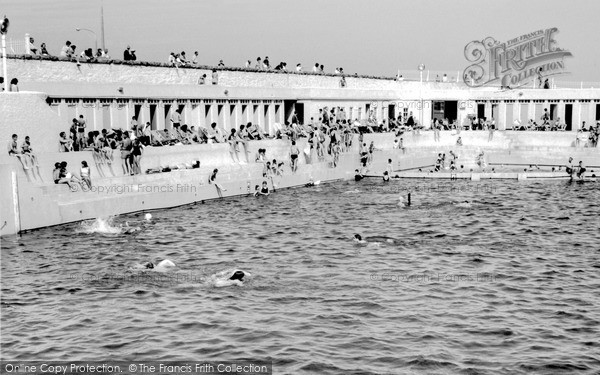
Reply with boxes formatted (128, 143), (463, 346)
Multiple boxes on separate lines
(418, 64), (425, 130)
(75, 27), (98, 51)
(1, 15), (9, 92)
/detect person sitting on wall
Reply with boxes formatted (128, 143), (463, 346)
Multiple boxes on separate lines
(198, 74), (207, 85)
(246, 122), (264, 140)
(59, 131), (73, 152)
(212, 69), (219, 85)
(255, 148), (267, 163)
(60, 41), (72, 57)
(207, 122), (223, 143)
(57, 161), (82, 191)
(123, 45), (134, 61)
(21, 136), (41, 177)
(8, 134), (30, 170)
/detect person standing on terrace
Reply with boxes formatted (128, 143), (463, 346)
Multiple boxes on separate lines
(170, 109), (182, 129)
(192, 51), (199, 65)
(255, 57), (262, 70)
(236, 125), (251, 162)
(290, 141), (300, 173)
(313, 63), (319, 73)
(263, 56), (270, 70)
(76, 115), (87, 150)
(296, 63), (302, 72)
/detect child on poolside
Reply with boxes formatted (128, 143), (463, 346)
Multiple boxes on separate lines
(8, 134), (30, 170)
(57, 161), (81, 191)
(255, 148), (266, 163)
(21, 136), (39, 168)
(256, 181), (270, 196)
(80, 161), (92, 190)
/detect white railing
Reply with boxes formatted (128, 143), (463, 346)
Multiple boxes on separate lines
(7, 38), (26, 54)
(395, 69), (463, 83)
(551, 80), (600, 89)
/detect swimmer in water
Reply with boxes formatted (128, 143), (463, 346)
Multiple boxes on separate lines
(455, 200), (472, 208)
(256, 181), (270, 196)
(353, 234), (367, 244)
(121, 221), (142, 234)
(383, 171), (390, 182)
(398, 192), (411, 207)
(211, 269), (251, 287)
(353, 234), (391, 246)
(143, 259), (176, 271)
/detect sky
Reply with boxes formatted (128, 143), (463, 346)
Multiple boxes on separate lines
(2, 0), (599, 82)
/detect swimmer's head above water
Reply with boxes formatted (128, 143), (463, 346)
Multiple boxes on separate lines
(353, 234), (362, 241)
(229, 270), (245, 281)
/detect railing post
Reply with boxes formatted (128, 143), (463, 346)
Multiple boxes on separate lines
(24, 33), (30, 54)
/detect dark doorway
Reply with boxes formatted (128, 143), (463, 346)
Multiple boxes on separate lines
(134, 104), (142, 121)
(444, 101), (458, 122)
(550, 104), (557, 120)
(565, 104), (573, 131)
(284, 100), (296, 123)
(295, 103), (305, 124)
(477, 103), (485, 119)
(164, 104), (172, 129)
(431, 101), (444, 122)
(205, 105), (212, 125)
(388, 104), (396, 120)
(596, 103), (600, 121)
(178, 104), (186, 124)
(149, 104), (157, 130)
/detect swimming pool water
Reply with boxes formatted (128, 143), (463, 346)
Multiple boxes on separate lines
(1, 179), (599, 374)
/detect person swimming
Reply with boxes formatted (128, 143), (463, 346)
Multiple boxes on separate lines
(210, 268), (251, 287)
(353, 234), (367, 244)
(455, 200), (472, 208)
(143, 259), (176, 271)
(353, 233), (393, 246)
(229, 270), (245, 281)
(121, 221), (142, 234)
(398, 192), (411, 207)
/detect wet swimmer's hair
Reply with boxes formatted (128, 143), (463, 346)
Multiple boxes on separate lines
(144, 262), (154, 269)
(354, 234), (362, 241)
(229, 270), (245, 281)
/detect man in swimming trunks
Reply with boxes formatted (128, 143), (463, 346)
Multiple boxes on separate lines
(290, 141), (300, 173)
